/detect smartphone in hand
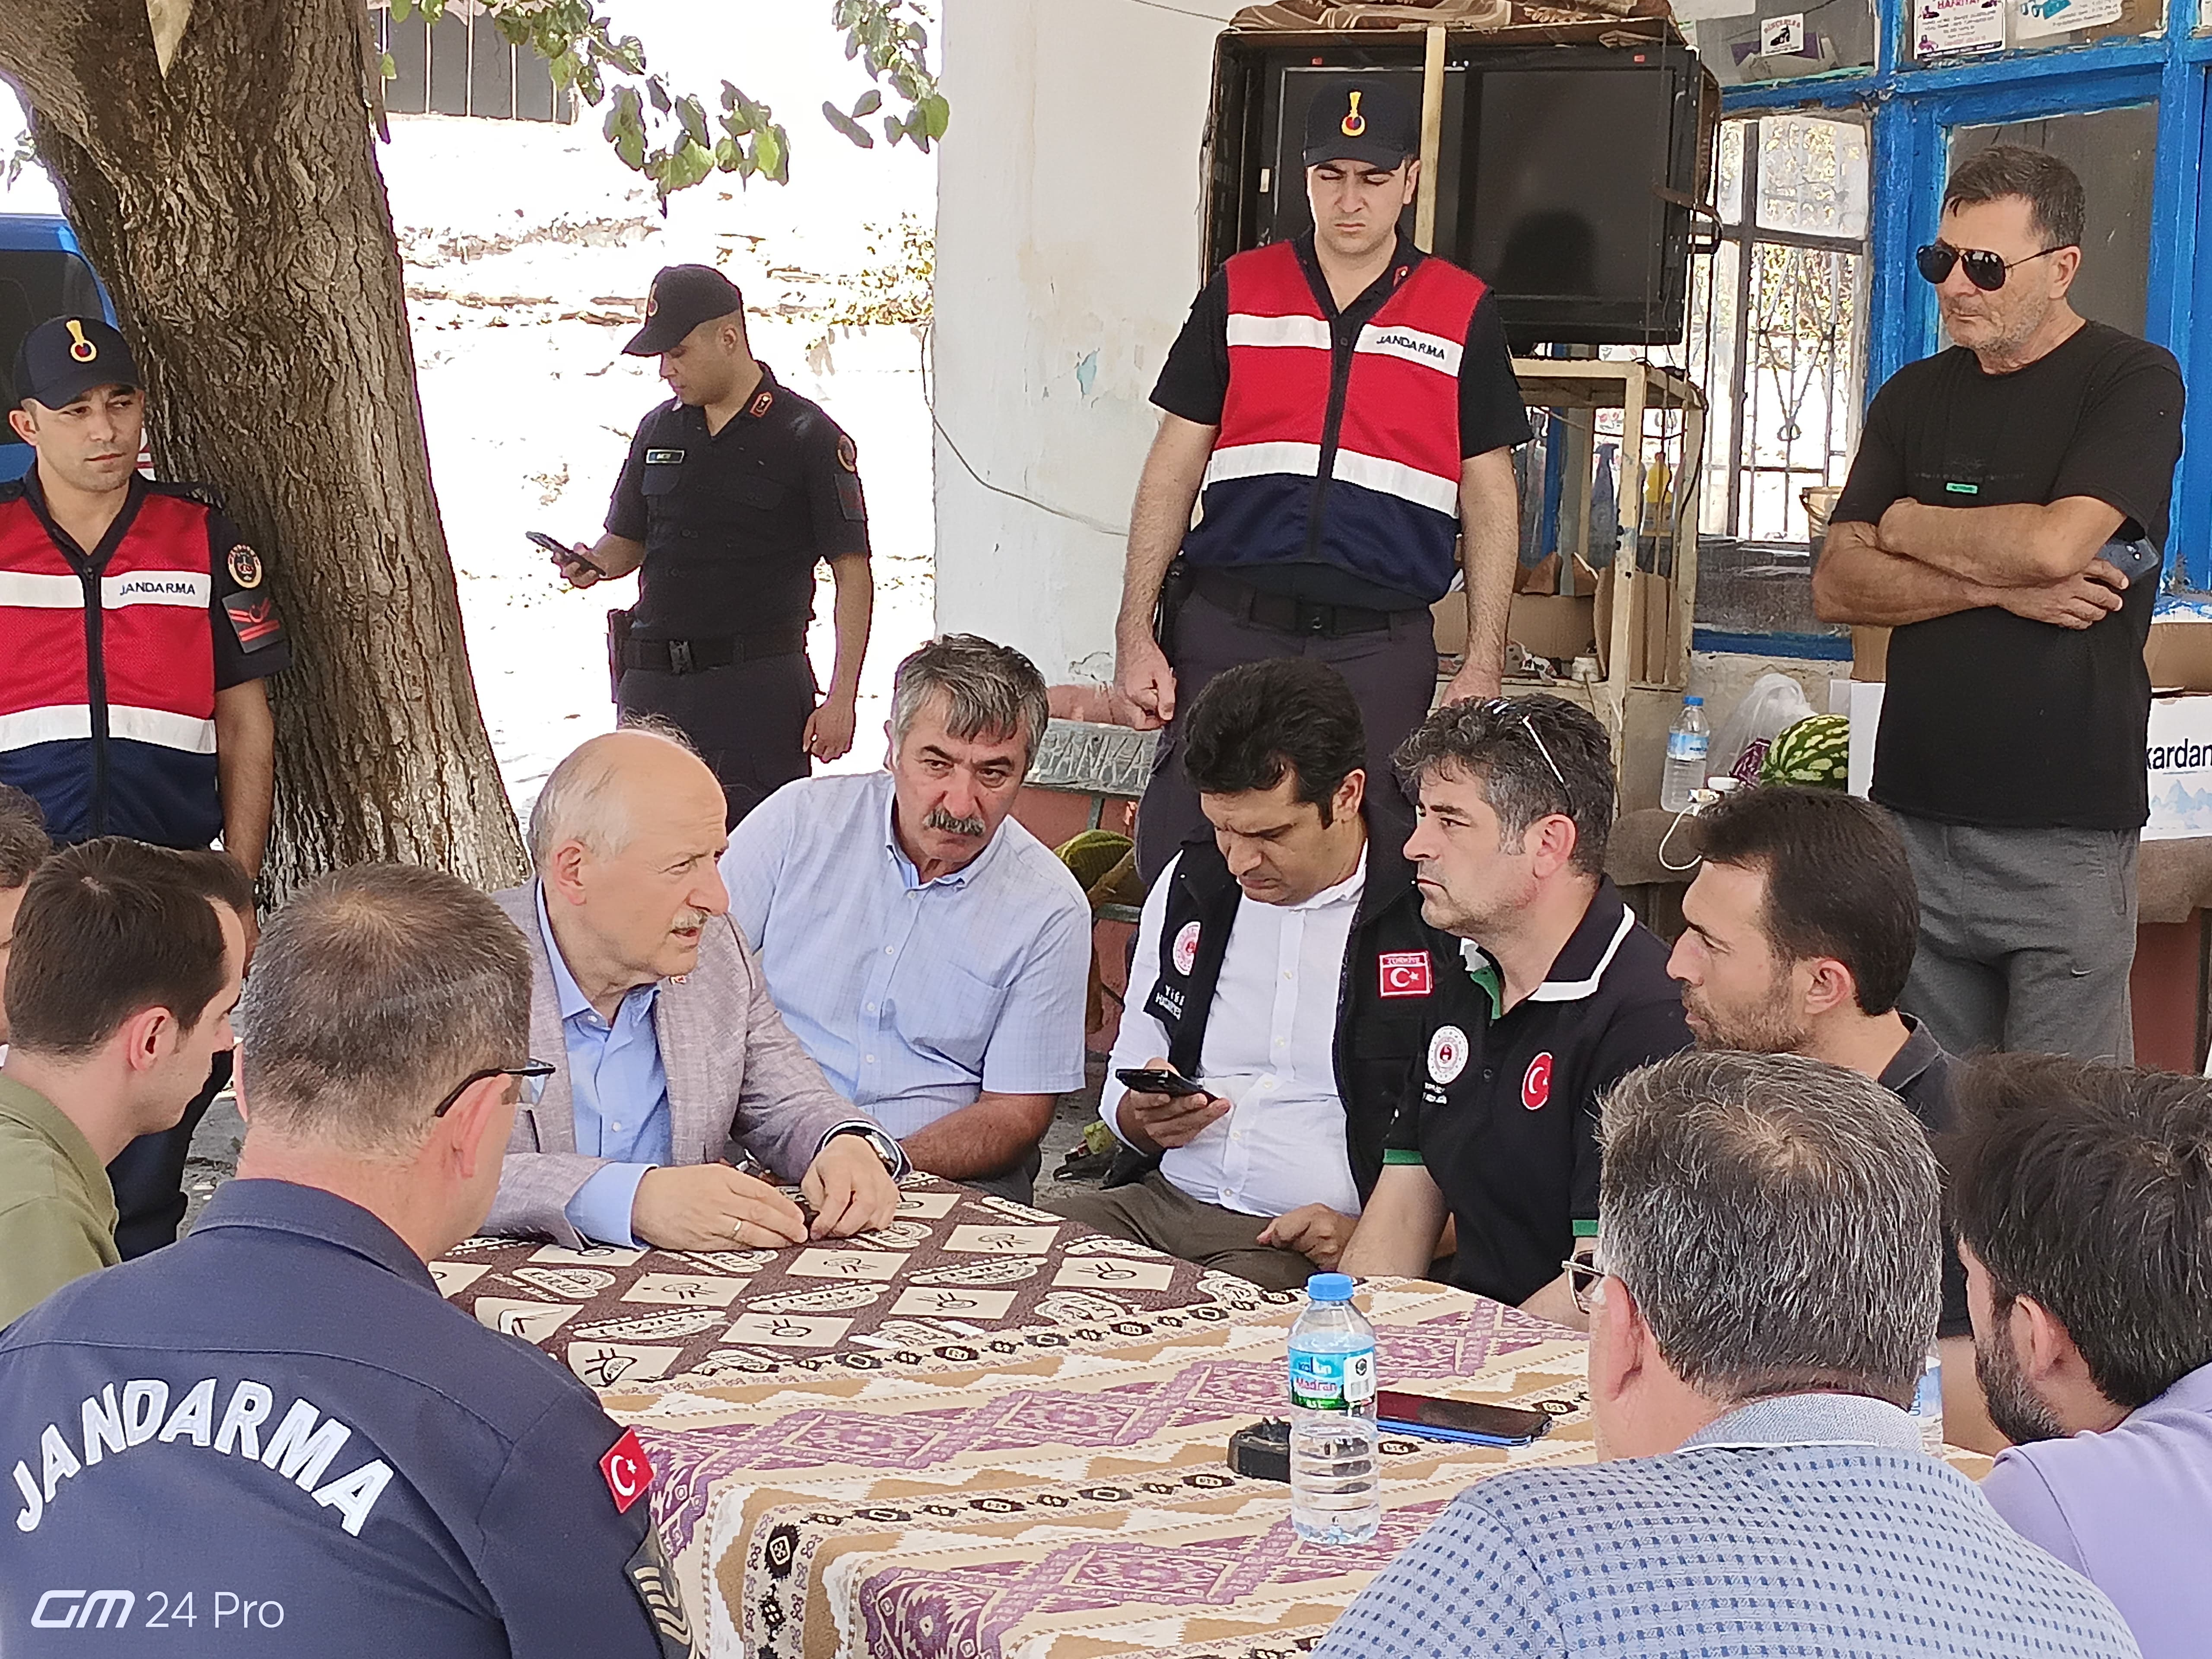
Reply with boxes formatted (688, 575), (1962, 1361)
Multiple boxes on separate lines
(1114, 1067), (1210, 1098)
(530, 529), (605, 579)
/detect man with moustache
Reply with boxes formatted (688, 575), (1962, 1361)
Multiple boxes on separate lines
(723, 636), (1090, 1203)
(1815, 146), (2184, 1062)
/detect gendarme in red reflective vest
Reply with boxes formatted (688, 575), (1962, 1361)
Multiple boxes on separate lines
(0, 473), (289, 847)
(1181, 238), (1487, 604)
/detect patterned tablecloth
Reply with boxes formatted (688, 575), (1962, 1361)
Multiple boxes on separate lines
(435, 1176), (1592, 1659)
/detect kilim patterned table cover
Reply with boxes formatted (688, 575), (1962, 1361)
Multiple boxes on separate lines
(435, 1176), (1596, 1658)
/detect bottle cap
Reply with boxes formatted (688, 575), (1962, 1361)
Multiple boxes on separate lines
(1306, 1272), (1356, 1303)
(1684, 696), (1703, 706)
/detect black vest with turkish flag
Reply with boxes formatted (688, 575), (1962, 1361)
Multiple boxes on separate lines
(1125, 813), (1447, 1201)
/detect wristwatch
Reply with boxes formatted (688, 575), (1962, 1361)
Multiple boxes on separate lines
(825, 1122), (910, 1178)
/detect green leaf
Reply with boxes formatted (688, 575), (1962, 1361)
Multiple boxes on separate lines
(918, 92), (950, 140)
(715, 136), (741, 170)
(852, 89), (883, 118)
(391, 0), (415, 21)
(646, 77), (671, 114)
(378, 50), (396, 81)
(678, 95), (710, 149)
(753, 125), (785, 182)
(823, 101), (875, 148)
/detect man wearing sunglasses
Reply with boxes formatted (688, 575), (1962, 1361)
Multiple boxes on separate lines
(1814, 145), (2184, 1064)
(0, 866), (688, 1657)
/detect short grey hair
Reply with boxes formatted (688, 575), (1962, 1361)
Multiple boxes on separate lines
(1394, 695), (1616, 876)
(1599, 1050), (1942, 1408)
(236, 864), (532, 1157)
(526, 719), (699, 868)
(889, 633), (1051, 768)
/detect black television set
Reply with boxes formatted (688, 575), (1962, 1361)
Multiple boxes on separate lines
(1205, 35), (1716, 349)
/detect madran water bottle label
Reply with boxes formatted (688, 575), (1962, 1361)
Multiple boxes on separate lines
(1666, 732), (1709, 762)
(1289, 1347), (1377, 1410)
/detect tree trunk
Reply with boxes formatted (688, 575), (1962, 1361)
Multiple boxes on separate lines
(0, 0), (528, 892)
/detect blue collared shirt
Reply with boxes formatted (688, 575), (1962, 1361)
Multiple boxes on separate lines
(537, 885), (671, 1247)
(1318, 1391), (2140, 1659)
(720, 771), (1090, 1138)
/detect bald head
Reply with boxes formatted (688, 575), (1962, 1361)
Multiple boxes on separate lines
(528, 728), (723, 868)
(531, 728), (734, 1001)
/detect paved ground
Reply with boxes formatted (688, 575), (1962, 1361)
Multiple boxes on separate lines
(181, 1056), (1110, 1235)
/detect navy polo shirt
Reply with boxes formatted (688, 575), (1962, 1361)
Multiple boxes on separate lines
(1384, 879), (1692, 1306)
(0, 1180), (683, 1657)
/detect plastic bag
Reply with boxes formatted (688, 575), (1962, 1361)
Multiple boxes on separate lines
(1712, 673), (1815, 781)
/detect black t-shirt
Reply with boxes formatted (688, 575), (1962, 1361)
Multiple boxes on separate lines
(1879, 1015), (1970, 1341)
(1150, 234), (1532, 611)
(605, 366), (870, 642)
(1382, 880), (1693, 1306)
(1829, 322), (2184, 829)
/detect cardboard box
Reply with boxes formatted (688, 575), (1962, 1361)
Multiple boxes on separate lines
(1850, 626), (1889, 683)
(2147, 694), (2212, 841)
(1435, 592), (1597, 664)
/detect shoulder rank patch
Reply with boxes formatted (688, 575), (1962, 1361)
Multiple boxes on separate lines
(226, 544), (262, 589)
(747, 385), (775, 419)
(836, 433), (858, 473)
(626, 1526), (693, 1657)
(222, 591), (286, 653)
(600, 1426), (654, 1514)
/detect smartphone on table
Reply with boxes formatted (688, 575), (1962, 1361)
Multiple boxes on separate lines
(1374, 1390), (1555, 1447)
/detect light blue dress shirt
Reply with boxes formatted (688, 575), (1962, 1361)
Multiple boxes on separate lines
(537, 884), (673, 1247)
(1317, 1391), (2139, 1659)
(721, 771), (1090, 1139)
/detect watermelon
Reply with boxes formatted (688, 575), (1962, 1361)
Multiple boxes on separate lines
(1760, 713), (1850, 789)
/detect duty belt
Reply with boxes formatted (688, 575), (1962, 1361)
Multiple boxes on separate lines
(617, 626), (807, 674)
(1192, 569), (1413, 638)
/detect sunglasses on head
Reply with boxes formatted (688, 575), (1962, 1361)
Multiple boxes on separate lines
(433, 1059), (555, 1119)
(1914, 240), (2066, 292)
(1477, 698), (1574, 816)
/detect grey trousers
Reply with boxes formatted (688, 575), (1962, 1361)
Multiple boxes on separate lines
(1051, 1169), (1320, 1292)
(958, 1144), (1044, 1208)
(1893, 813), (2138, 1063)
(1134, 588), (1436, 884)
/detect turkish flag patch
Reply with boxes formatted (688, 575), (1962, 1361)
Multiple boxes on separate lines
(1378, 950), (1432, 999)
(1522, 1053), (1554, 1111)
(601, 1427), (655, 1514)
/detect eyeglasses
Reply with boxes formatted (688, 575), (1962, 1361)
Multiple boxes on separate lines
(433, 1059), (555, 1119)
(1914, 241), (2066, 292)
(1479, 699), (1574, 815)
(1560, 1255), (1606, 1315)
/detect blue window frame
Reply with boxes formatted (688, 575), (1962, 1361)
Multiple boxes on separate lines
(1717, 3), (2212, 587)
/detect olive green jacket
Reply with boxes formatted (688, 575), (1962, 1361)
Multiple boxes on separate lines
(0, 1073), (119, 1328)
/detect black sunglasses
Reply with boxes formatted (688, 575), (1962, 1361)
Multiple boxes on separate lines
(1914, 241), (2066, 292)
(433, 1059), (555, 1119)
(1478, 698), (1575, 816)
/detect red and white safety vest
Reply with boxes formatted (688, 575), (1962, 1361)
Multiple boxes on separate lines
(0, 478), (233, 846)
(1182, 238), (1487, 603)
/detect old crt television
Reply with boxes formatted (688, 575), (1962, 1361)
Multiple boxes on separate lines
(1205, 36), (1714, 348)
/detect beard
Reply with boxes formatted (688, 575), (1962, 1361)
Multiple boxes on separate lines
(1684, 972), (1812, 1056)
(1975, 1319), (2069, 1445)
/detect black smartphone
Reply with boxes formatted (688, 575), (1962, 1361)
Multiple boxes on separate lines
(530, 529), (604, 577)
(1114, 1066), (1209, 1098)
(2101, 537), (2161, 585)
(1374, 1390), (1555, 1447)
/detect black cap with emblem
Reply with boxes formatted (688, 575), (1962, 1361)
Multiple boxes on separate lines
(1302, 76), (1420, 172)
(623, 264), (747, 356)
(12, 315), (141, 410)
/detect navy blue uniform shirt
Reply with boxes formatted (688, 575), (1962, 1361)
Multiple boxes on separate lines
(0, 1180), (686, 1656)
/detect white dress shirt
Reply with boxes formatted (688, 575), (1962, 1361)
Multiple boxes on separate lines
(1103, 849), (1366, 1220)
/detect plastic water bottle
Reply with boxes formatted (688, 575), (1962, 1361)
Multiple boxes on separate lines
(1287, 1272), (1380, 1544)
(1913, 1346), (1946, 1456)
(1660, 695), (1710, 812)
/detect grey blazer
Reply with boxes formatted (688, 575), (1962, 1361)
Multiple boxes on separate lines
(484, 883), (869, 1246)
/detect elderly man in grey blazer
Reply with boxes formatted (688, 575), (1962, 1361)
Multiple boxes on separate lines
(486, 727), (904, 1251)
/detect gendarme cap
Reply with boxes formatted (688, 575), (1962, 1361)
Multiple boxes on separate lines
(12, 316), (140, 410)
(1303, 76), (1420, 171)
(623, 264), (746, 356)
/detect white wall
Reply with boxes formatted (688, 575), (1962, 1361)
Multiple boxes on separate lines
(933, 0), (1233, 682)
